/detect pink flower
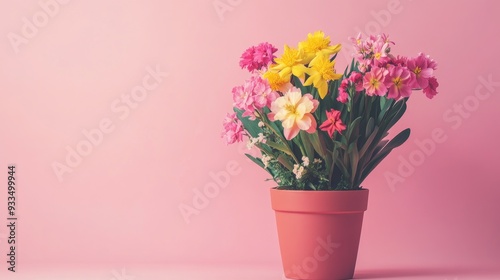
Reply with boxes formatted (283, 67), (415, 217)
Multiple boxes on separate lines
(232, 76), (278, 119)
(385, 66), (414, 99)
(423, 76), (439, 99)
(380, 33), (395, 45)
(371, 40), (390, 66)
(351, 33), (395, 71)
(363, 67), (389, 96)
(319, 109), (346, 138)
(357, 59), (371, 73)
(407, 53), (437, 89)
(250, 76), (278, 109)
(232, 85), (253, 117)
(221, 113), (244, 145)
(239, 42), (278, 72)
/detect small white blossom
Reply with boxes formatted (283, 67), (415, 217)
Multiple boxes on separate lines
(246, 138), (257, 149)
(258, 121), (265, 127)
(301, 156), (310, 167)
(261, 154), (272, 168)
(247, 133), (266, 150)
(257, 133), (266, 144)
(313, 158), (322, 164)
(293, 164), (305, 180)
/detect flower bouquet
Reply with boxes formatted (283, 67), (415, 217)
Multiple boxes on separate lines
(222, 31), (438, 191)
(221, 31), (439, 280)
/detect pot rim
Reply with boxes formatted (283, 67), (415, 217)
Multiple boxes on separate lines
(270, 187), (369, 193)
(270, 187), (369, 213)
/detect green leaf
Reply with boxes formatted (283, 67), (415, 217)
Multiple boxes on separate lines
(381, 128), (411, 152)
(330, 53), (338, 62)
(291, 75), (310, 94)
(377, 98), (395, 123)
(358, 126), (379, 161)
(350, 143), (359, 186)
(345, 116), (362, 142)
(245, 154), (265, 169)
(380, 96), (387, 111)
(234, 108), (260, 138)
(333, 140), (348, 151)
(365, 117), (375, 137)
(359, 148), (391, 183)
(358, 128), (411, 184)
(385, 101), (407, 132)
(333, 151), (349, 179)
(277, 155), (294, 171)
(307, 132), (325, 157)
(267, 140), (293, 157)
(299, 131), (314, 160)
(379, 98), (404, 130)
(255, 143), (272, 155)
(260, 107), (283, 135)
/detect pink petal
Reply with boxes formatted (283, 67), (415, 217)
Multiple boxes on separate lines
(306, 115), (317, 133)
(284, 124), (300, 140)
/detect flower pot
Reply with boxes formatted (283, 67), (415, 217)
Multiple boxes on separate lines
(270, 188), (369, 280)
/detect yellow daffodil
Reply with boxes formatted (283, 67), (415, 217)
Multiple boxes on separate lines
(263, 68), (292, 92)
(298, 31), (342, 64)
(304, 53), (343, 99)
(271, 45), (308, 81)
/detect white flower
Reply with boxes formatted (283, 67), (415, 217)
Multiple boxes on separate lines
(247, 133), (266, 150)
(246, 138), (257, 149)
(302, 156), (310, 167)
(261, 154), (272, 168)
(293, 164), (305, 180)
(257, 133), (266, 144)
(258, 121), (265, 127)
(313, 158), (322, 164)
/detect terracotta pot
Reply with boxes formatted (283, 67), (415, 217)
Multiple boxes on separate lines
(270, 188), (369, 280)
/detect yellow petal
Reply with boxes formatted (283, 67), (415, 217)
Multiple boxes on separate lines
(291, 64), (308, 80)
(303, 75), (314, 86)
(318, 81), (328, 99)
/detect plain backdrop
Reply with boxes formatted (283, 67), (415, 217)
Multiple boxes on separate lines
(0, 0), (499, 272)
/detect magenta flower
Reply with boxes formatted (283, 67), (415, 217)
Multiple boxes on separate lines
(319, 109), (346, 138)
(391, 55), (408, 67)
(407, 53), (437, 89)
(221, 113), (244, 145)
(239, 42), (278, 72)
(363, 67), (389, 96)
(423, 77), (439, 99)
(349, 72), (364, 92)
(385, 66), (414, 99)
(337, 79), (349, 103)
(337, 72), (363, 103)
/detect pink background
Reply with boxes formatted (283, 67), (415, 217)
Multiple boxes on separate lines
(1, 0), (499, 278)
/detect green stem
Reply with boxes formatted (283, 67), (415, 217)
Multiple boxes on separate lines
(256, 111), (300, 164)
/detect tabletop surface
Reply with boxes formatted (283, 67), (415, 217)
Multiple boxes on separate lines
(1, 264), (499, 280)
